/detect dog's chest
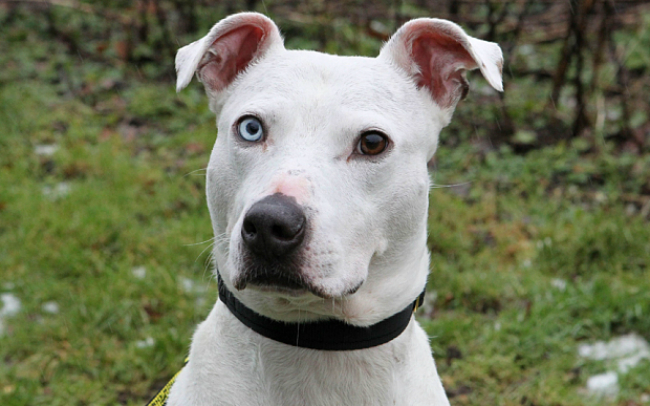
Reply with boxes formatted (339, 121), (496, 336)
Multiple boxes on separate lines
(167, 303), (443, 406)
(257, 346), (402, 405)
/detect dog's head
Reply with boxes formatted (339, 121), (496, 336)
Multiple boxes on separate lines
(176, 13), (502, 325)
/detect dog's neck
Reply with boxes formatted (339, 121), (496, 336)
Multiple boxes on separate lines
(217, 272), (426, 351)
(170, 301), (449, 405)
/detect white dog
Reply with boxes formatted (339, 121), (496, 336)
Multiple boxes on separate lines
(166, 12), (502, 406)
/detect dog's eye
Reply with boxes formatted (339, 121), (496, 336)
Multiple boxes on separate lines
(357, 132), (388, 155)
(238, 117), (264, 142)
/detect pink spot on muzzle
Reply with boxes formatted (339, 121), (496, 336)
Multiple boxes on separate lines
(272, 175), (310, 204)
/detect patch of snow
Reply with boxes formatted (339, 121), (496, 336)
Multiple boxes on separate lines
(0, 293), (21, 336)
(180, 277), (207, 294)
(579, 334), (650, 398)
(195, 297), (207, 308)
(34, 144), (59, 156)
(42, 301), (60, 314)
(0, 293), (21, 317)
(618, 353), (649, 374)
(578, 333), (650, 373)
(551, 278), (567, 291)
(586, 371), (618, 397)
(131, 266), (146, 279)
(579, 341), (609, 360)
(640, 393), (650, 403)
(42, 182), (71, 199)
(180, 277), (195, 293)
(136, 337), (155, 348)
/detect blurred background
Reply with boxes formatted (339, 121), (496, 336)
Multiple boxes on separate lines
(0, 0), (649, 405)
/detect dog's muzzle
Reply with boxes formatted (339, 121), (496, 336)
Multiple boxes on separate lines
(235, 193), (309, 291)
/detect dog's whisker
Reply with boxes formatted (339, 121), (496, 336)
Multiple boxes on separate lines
(214, 232), (230, 248)
(185, 236), (217, 247)
(429, 181), (473, 189)
(201, 249), (215, 280)
(204, 249), (215, 268)
(183, 167), (208, 177)
(194, 240), (216, 264)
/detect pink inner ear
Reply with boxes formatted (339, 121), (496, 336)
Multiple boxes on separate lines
(198, 25), (265, 92)
(411, 31), (477, 108)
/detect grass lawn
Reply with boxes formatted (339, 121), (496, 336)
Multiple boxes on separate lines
(1, 8), (650, 406)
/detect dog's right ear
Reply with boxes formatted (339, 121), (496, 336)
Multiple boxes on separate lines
(175, 12), (284, 93)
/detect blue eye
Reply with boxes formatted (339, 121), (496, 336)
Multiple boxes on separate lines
(238, 117), (264, 142)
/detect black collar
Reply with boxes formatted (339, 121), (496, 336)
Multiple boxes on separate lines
(217, 273), (426, 351)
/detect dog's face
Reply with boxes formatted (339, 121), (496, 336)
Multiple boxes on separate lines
(176, 13), (502, 325)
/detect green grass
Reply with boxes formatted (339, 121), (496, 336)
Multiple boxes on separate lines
(1, 9), (649, 406)
(423, 143), (650, 405)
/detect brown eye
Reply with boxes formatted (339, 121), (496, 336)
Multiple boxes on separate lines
(358, 132), (388, 155)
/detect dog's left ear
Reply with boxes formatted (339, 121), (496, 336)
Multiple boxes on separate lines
(379, 18), (503, 111)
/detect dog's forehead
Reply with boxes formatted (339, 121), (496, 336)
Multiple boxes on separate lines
(233, 50), (421, 113)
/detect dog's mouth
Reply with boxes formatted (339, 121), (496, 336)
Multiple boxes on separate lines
(234, 253), (320, 296)
(234, 255), (364, 299)
(234, 271), (365, 299)
(234, 271), (310, 295)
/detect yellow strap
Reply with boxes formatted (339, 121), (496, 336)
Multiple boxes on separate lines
(413, 297), (420, 313)
(146, 358), (188, 406)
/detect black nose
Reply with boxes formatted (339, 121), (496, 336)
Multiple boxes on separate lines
(241, 194), (306, 258)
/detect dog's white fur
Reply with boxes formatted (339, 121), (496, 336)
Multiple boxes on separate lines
(168, 13), (502, 405)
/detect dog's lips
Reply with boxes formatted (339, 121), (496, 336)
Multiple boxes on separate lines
(234, 271), (311, 294)
(248, 283), (311, 297)
(234, 246), (366, 299)
(234, 271), (363, 300)
(237, 275), (305, 290)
